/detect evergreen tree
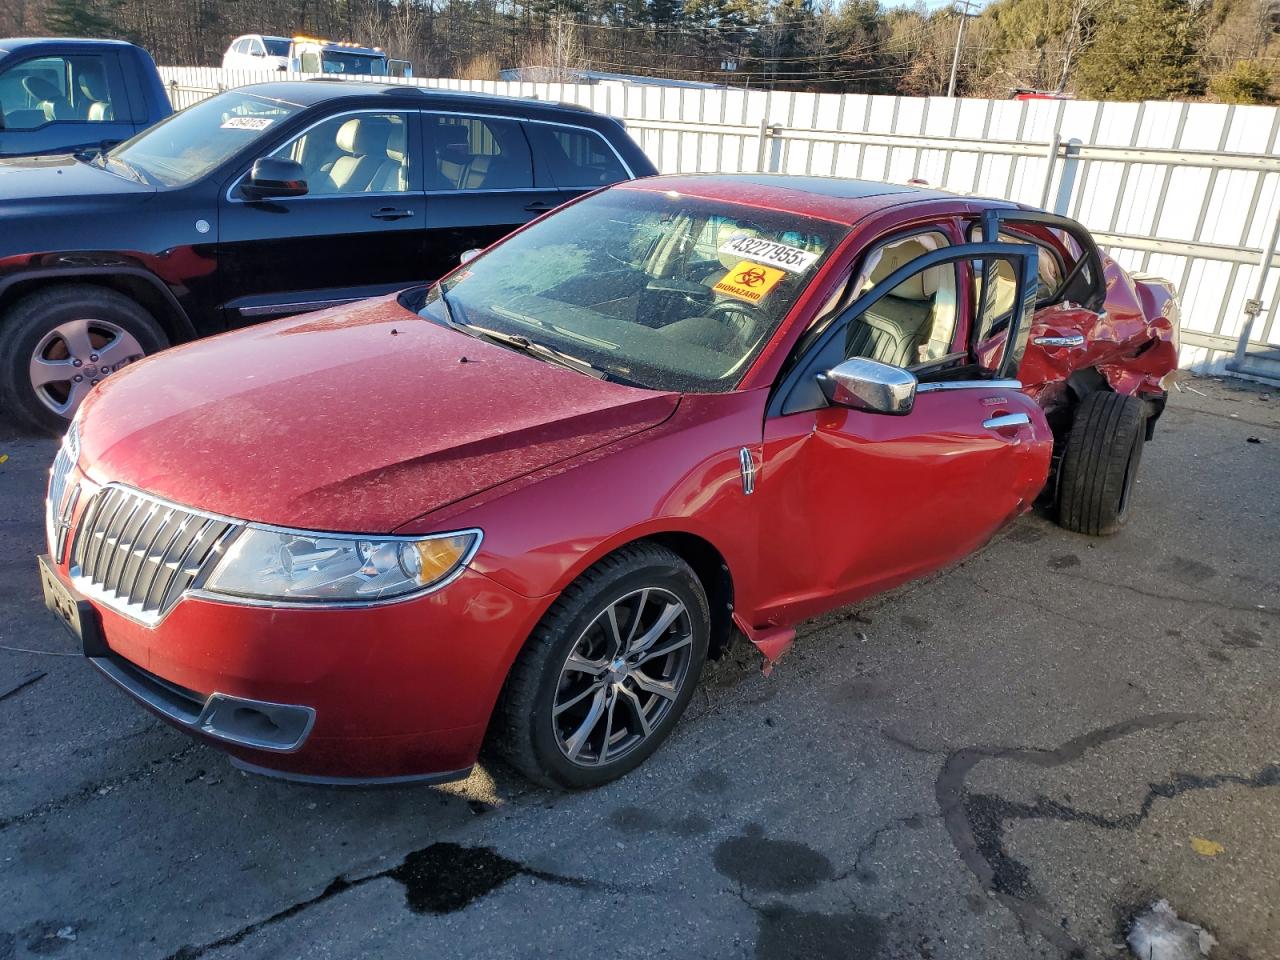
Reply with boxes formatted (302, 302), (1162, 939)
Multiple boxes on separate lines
(45, 0), (121, 36)
(1075, 0), (1206, 100)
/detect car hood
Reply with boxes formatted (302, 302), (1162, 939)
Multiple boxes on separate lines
(77, 297), (680, 532)
(0, 153), (154, 201)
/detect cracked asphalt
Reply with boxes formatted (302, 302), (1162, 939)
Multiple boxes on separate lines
(1, 377), (1277, 960)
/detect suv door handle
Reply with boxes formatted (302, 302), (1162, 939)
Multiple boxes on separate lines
(1033, 332), (1085, 348)
(523, 201), (556, 213)
(983, 412), (1031, 431)
(372, 207), (415, 221)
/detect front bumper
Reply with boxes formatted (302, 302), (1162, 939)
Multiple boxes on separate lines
(39, 544), (550, 783)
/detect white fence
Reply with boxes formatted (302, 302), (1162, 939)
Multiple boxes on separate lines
(159, 65), (1280, 372)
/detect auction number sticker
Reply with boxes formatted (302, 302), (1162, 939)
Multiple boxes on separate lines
(717, 235), (818, 273)
(713, 261), (787, 303)
(221, 116), (276, 131)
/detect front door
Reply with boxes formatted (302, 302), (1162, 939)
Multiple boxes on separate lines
(751, 241), (1053, 628)
(216, 109), (426, 324)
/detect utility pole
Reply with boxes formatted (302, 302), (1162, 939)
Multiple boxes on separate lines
(947, 0), (977, 98)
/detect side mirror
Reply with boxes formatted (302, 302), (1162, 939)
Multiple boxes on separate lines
(241, 157), (308, 200)
(817, 357), (917, 416)
(459, 248), (483, 265)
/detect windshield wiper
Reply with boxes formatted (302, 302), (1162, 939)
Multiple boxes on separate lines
(467, 324), (610, 380)
(98, 154), (148, 185)
(432, 289), (608, 380)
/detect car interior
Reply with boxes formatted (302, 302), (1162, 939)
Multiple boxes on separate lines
(430, 118), (531, 191)
(0, 57), (114, 129)
(841, 235), (958, 369)
(279, 113), (408, 194)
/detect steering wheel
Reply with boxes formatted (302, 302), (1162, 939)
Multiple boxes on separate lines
(706, 299), (763, 343)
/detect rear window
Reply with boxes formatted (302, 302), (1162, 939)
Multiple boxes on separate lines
(526, 123), (629, 188)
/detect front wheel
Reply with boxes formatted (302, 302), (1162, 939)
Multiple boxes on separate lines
(1056, 390), (1147, 536)
(495, 542), (710, 789)
(0, 284), (167, 434)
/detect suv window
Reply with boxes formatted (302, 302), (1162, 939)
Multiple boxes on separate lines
(526, 123), (628, 188)
(0, 55), (117, 129)
(425, 114), (533, 191)
(273, 112), (410, 194)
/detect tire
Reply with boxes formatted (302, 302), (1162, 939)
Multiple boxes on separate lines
(1056, 390), (1147, 536)
(0, 284), (168, 434)
(495, 542), (710, 790)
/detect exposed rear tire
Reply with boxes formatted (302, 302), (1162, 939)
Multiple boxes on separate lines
(0, 284), (167, 434)
(494, 542), (710, 790)
(1056, 390), (1147, 536)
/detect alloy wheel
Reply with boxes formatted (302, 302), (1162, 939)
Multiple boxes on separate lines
(29, 318), (146, 417)
(552, 587), (694, 767)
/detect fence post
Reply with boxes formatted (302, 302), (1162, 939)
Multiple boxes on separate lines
(1230, 207), (1280, 368)
(1039, 128), (1060, 210)
(756, 117), (770, 173)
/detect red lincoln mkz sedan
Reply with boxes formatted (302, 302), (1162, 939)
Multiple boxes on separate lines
(39, 175), (1178, 788)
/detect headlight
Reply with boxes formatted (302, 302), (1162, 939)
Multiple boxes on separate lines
(201, 526), (481, 603)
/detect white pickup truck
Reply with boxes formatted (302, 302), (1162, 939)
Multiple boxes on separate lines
(221, 35), (412, 77)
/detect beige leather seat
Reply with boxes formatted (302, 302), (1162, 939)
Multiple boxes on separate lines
(77, 68), (113, 121)
(321, 117), (393, 194)
(844, 239), (953, 367)
(369, 120), (408, 192)
(23, 76), (71, 121)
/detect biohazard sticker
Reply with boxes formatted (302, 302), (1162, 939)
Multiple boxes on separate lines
(221, 116), (276, 131)
(717, 235), (819, 273)
(713, 261), (787, 303)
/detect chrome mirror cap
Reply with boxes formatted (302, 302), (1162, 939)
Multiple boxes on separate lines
(818, 357), (917, 416)
(459, 248), (483, 265)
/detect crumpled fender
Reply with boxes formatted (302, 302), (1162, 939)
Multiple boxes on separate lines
(1021, 258), (1178, 411)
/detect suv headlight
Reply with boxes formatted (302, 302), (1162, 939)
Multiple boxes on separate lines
(201, 527), (481, 603)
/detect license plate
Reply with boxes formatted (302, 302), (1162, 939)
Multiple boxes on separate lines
(37, 554), (106, 656)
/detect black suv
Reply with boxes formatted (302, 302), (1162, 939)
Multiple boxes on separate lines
(0, 81), (656, 431)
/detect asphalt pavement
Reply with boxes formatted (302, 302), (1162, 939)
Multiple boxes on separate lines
(1, 376), (1277, 960)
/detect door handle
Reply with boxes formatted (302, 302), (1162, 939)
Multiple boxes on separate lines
(371, 207), (415, 221)
(1033, 332), (1085, 348)
(523, 201), (556, 213)
(983, 412), (1032, 431)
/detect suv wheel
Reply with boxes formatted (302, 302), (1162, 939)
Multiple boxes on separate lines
(0, 285), (168, 433)
(495, 542), (710, 789)
(1056, 390), (1147, 536)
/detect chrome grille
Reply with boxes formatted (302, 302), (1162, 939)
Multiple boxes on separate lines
(70, 486), (238, 623)
(45, 421), (80, 562)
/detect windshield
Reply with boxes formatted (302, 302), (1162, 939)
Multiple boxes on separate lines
(263, 38), (291, 57)
(322, 52), (385, 75)
(103, 91), (300, 187)
(418, 189), (847, 392)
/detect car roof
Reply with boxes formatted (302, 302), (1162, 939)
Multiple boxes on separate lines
(618, 174), (965, 225)
(0, 37), (143, 56)
(234, 80), (603, 120)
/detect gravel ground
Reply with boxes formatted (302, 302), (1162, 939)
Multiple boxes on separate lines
(1, 376), (1276, 960)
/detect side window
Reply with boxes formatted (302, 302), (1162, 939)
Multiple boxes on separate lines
(249, 38), (266, 57)
(272, 112), (410, 195)
(842, 232), (959, 369)
(0, 55), (117, 127)
(232, 39), (249, 55)
(526, 123), (628, 188)
(425, 114), (534, 191)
